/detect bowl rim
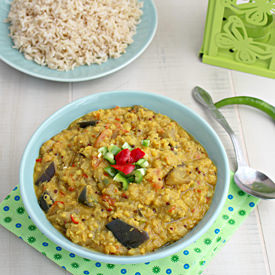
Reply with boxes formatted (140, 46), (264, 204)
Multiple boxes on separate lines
(0, 0), (158, 82)
(20, 90), (230, 264)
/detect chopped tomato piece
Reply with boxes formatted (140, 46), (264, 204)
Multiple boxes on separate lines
(130, 148), (145, 162)
(71, 215), (79, 224)
(36, 158), (42, 163)
(115, 149), (131, 164)
(111, 164), (135, 175)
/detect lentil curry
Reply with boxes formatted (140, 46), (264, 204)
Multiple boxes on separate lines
(34, 106), (217, 255)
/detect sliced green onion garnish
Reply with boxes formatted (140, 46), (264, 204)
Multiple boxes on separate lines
(114, 173), (129, 190)
(134, 170), (144, 183)
(136, 168), (146, 176)
(98, 146), (108, 157)
(135, 158), (149, 168)
(103, 152), (115, 164)
(108, 144), (121, 155)
(104, 166), (117, 177)
(141, 139), (150, 147)
(122, 142), (132, 150)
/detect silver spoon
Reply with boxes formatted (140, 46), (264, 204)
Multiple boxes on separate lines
(192, 86), (275, 199)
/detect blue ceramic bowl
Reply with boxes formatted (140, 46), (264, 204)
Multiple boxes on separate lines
(0, 0), (157, 82)
(20, 91), (230, 264)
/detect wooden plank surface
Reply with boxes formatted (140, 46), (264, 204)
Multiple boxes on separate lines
(0, 63), (68, 275)
(0, 0), (274, 274)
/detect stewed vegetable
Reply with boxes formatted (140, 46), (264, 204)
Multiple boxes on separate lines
(38, 192), (54, 212)
(35, 162), (55, 186)
(78, 120), (98, 128)
(106, 219), (149, 248)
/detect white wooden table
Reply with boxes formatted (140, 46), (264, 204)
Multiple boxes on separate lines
(0, 1), (274, 274)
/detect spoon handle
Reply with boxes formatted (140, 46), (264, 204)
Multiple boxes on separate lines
(192, 86), (247, 168)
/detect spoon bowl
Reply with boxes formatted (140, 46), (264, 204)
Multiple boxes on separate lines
(193, 86), (275, 199)
(234, 167), (275, 199)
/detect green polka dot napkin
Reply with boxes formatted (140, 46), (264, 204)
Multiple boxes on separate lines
(0, 174), (259, 275)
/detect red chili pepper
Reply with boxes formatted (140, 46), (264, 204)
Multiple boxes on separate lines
(102, 194), (116, 206)
(59, 191), (65, 196)
(72, 163), (75, 167)
(36, 158), (42, 163)
(122, 193), (128, 199)
(115, 149), (131, 164)
(168, 206), (176, 213)
(52, 201), (64, 207)
(115, 117), (120, 121)
(83, 173), (88, 178)
(107, 208), (113, 212)
(111, 164), (135, 175)
(71, 215), (79, 224)
(68, 187), (75, 192)
(130, 148), (145, 163)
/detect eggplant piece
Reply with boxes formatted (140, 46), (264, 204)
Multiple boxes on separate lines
(79, 153), (86, 158)
(165, 164), (188, 186)
(78, 186), (89, 205)
(106, 219), (149, 249)
(39, 192), (54, 212)
(35, 162), (55, 186)
(78, 120), (98, 128)
(78, 186), (97, 207)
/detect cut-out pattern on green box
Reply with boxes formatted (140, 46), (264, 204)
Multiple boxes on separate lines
(201, 0), (275, 78)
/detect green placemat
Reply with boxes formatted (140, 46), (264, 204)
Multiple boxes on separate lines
(0, 174), (259, 275)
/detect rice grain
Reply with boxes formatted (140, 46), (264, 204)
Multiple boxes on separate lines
(7, 0), (143, 71)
